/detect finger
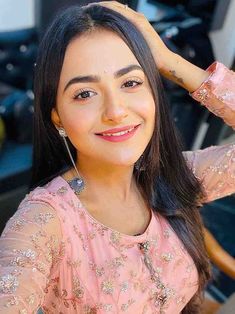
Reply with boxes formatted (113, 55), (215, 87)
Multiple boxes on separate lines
(99, 1), (126, 7)
(84, 1), (137, 17)
(98, 2), (139, 19)
(101, 2), (133, 10)
(84, 1), (121, 7)
(84, 1), (146, 29)
(91, 1), (131, 11)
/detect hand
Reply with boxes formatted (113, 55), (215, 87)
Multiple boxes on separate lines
(85, 1), (172, 72)
(84, 1), (209, 92)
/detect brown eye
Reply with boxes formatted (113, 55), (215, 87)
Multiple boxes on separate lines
(73, 89), (96, 100)
(122, 80), (143, 88)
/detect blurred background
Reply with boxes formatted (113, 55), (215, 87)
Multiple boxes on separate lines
(0, 1), (234, 313)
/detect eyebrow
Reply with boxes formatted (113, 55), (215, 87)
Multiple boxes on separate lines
(63, 64), (143, 93)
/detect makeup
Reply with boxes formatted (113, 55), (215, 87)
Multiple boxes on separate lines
(95, 124), (140, 142)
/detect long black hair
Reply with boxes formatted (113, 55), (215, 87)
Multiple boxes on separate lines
(32, 5), (211, 313)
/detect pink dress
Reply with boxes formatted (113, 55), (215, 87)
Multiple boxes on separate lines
(0, 62), (235, 314)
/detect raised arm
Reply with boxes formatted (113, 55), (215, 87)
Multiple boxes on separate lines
(0, 199), (63, 313)
(97, 1), (235, 202)
(94, 1), (210, 92)
(183, 62), (235, 202)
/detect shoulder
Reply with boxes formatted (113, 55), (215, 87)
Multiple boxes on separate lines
(7, 175), (81, 240)
(5, 176), (67, 238)
(1, 178), (65, 275)
(21, 175), (69, 205)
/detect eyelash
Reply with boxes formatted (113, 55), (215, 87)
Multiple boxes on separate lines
(73, 79), (143, 101)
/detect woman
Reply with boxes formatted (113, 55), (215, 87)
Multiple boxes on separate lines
(0, 2), (234, 313)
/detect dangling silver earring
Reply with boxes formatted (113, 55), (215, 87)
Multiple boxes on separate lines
(57, 127), (85, 194)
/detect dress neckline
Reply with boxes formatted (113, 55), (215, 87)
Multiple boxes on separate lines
(57, 175), (155, 240)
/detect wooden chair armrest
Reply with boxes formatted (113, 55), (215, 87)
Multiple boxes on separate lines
(203, 227), (235, 279)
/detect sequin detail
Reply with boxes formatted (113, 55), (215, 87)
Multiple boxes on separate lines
(2, 61), (235, 314)
(101, 280), (114, 295)
(0, 273), (19, 294)
(138, 241), (175, 313)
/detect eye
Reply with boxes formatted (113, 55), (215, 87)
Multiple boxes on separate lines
(122, 79), (143, 89)
(73, 89), (97, 101)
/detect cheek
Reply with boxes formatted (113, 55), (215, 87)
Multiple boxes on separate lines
(59, 105), (96, 139)
(132, 92), (156, 124)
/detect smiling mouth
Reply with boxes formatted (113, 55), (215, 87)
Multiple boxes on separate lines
(95, 124), (141, 142)
(98, 126), (137, 136)
(96, 124), (140, 136)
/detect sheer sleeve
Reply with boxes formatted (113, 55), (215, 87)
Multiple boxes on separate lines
(184, 143), (235, 202)
(0, 198), (63, 313)
(183, 62), (235, 202)
(190, 61), (235, 129)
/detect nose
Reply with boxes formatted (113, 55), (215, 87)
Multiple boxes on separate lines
(102, 92), (128, 124)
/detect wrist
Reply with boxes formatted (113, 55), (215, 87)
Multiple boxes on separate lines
(160, 53), (209, 92)
(157, 50), (178, 73)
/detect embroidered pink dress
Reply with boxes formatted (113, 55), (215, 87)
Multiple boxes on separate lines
(0, 62), (235, 314)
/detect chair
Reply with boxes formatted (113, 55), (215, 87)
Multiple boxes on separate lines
(202, 227), (235, 314)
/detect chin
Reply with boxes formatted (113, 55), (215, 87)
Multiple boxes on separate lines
(102, 153), (142, 168)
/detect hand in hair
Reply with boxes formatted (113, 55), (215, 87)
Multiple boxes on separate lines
(86, 1), (209, 92)
(88, 1), (170, 72)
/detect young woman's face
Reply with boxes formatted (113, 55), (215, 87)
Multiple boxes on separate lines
(52, 29), (156, 167)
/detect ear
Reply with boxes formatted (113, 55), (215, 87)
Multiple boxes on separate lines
(51, 108), (62, 129)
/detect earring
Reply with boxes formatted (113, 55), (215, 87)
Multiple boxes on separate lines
(57, 127), (85, 194)
(135, 155), (146, 172)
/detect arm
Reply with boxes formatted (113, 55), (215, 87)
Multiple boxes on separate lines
(93, 2), (235, 201)
(158, 52), (210, 93)
(95, 1), (210, 92)
(0, 200), (63, 313)
(183, 62), (235, 202)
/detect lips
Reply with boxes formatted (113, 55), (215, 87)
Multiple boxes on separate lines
(95, 124), (141, 142)
(96, 124), (140, 136)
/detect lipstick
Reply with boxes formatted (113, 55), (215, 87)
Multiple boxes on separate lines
(95, 124), (140, 142)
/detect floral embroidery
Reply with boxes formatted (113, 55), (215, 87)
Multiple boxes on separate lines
(90, 221), (109, 236)
(101, 279), (115, 295)
(34, 212), (55, 225)
(67, 258), (82, 269)
(121, 298), (135, 311)
(103, 303), (113, 311)
(0, 273), (20, 294)
(89, 261), (105, 277)
(2, 60), (235, 312)
(161, 253), (174, 262)
(163, 229), (171, 239)
(7, 218), (26, 232)
(73, 277), (84, 298)
(83, 304), (97, 313)
(57, 186), (68, 195)
(110, 231), (121, 244)
(196, 88), (209, 101)
(191, 61), (235, 130)
(4, 296), (20, 307)
(10, 249), (37, 267)
(26, 293), (36, 305)
(120, 281), (129, 292)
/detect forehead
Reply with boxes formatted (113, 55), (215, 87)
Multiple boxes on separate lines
(60, 29), (140, 80)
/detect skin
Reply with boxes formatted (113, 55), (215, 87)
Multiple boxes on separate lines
(50, 2), (210, 235)
(51, 29), (155, 235)
(92, 1), (210, 92)
(49, 4), (235, 305)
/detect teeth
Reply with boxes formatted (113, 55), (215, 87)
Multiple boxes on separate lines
(102, 127), (135, 137)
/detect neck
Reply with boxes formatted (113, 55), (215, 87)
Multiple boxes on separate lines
(73, 155), (137, 203)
